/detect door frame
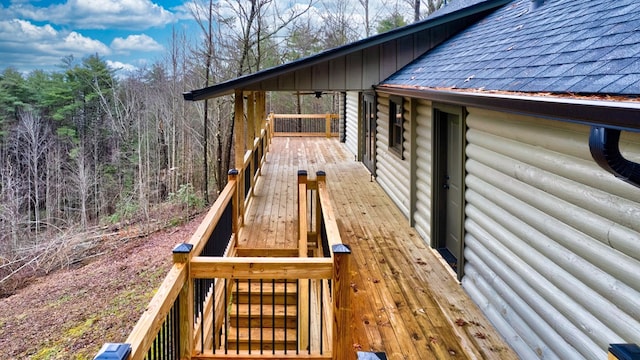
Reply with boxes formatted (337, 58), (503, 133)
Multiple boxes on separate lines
(361, 92), (377, 175)
(432, 103), (467, 279)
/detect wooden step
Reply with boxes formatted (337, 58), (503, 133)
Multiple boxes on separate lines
(229, 303), (298, 328)
(224, 326), (298, 351)
(232, 281), (298, 305)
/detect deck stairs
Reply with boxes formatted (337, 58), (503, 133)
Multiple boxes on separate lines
(223, 279), (299, 352)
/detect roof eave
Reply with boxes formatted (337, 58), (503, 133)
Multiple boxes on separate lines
(376, 85), (640, 131)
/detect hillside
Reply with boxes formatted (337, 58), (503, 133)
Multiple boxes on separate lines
(0, 214), (205, 360)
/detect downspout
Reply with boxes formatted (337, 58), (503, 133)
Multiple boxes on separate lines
(589, 126), (640, 188)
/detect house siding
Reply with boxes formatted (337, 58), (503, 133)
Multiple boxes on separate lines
(345, 91), (359, 158)
(413, 99), (433, 243)
(375, 93), (411, 218)
(461, 108), (640, 360)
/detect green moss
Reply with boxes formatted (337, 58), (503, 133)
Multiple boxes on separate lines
(31, 346), (60, 360)
(66, 317), (96, 338)
(47, 294), (73, 308)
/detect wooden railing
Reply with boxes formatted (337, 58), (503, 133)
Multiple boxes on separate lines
(94, 116), (352, 360)
(268, 113), (339, 138)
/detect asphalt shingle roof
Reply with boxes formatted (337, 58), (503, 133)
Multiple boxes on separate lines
(383, 0), (640, 95)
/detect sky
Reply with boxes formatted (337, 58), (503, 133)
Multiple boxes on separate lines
(0, 0), (419, 76)
(0, 0), (196, 75)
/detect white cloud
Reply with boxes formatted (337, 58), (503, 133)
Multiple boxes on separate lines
(10, 0), (176, 30)
(0, 19), (57, 41)
(0, 19), (110, 71)
(106, 60), (138, 76)
(111, 34), (163, 53)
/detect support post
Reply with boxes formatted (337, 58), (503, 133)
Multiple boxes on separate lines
(173, 243), (194, 360)
(325, 113), (331, 138)
(256, 92), (266, 132)
(247, 92), (256, 145)
(234, 91), (245, 227)
(332, 244), (352, 360)
(228, 169), (239, 235)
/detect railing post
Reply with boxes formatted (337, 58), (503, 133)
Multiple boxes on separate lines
(298, 170), (308, 252)
(316, 171), (326, 249)
(325, 113), (331, 138)
(332, 244), (352, 360)
(228, 169), (239, 234)
(173, 243), (194, 360)
(297, 170), (309, 352)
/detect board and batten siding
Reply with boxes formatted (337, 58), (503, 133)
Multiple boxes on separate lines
(339, 92), (346, 143)
(412, 99), (433, 242)
(345, 91), (359, 157)
(375, 93), (411, 218)
(461, 107), (640, 360)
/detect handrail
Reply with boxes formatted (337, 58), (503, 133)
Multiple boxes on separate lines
(95, 116), (353, 360)
(270, 113), (339, 138)
(190, 257), (334, 279)
(107, 118), (272, 360)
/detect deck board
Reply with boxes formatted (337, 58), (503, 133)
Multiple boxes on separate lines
(237, 137), (517, 359)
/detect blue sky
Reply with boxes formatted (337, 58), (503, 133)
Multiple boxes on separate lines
(0, 0), (420, 75)
(0, 0), (195, 74)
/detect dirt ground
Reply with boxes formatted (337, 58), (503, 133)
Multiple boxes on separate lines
(0, 214), (205, 360)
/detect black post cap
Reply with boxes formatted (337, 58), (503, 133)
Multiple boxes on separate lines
(228, 168), (239, 176)
(332, 243), (351, 254)
(173, 243), (194, 254)
(94, 343), (131, 360)
(297, 170), (308, 176)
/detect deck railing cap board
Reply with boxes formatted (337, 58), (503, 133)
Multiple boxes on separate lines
(189, 257), (334, 279)
(190, 354), (333, 359)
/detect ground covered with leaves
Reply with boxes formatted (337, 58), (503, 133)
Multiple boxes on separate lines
(0, 213), (204, 359)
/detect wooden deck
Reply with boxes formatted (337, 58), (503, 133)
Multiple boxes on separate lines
(237, 137), (517, 360)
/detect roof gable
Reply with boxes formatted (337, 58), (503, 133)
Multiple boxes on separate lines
(184, 0), (510, 101)
(383, 0), (640, 95)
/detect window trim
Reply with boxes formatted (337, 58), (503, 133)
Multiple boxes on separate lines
(388, 95), (404, 159)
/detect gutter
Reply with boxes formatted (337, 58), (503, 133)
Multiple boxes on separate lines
(375, 85), (640, 131)
(589, 127), (640, 187)
(376, 85), (640, 187)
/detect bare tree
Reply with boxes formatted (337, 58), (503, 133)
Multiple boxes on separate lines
(69, 144), (92, 229)
(407, 0), (446, 22)
(320, 0), (361, 48)
(14, 111), (50, 240)
(358, 0), (371, 37)
(0, 161), (27, 251)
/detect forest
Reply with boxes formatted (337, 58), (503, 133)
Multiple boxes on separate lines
(0, 0), (445, 294)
